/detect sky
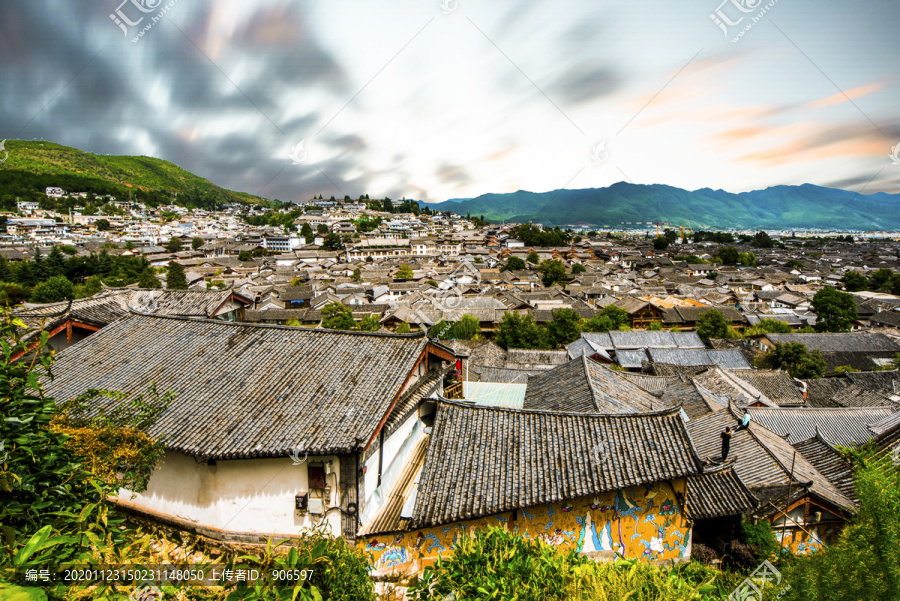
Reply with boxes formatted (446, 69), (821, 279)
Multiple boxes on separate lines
(1, 0), (899, 204)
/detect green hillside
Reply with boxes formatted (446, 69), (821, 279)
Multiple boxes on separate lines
(429, 182), (900, 230)
(0, 140), (270, 209)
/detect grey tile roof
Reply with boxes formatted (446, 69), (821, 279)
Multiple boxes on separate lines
(45, 314), (430, 458)
(727, 370), (805, 405)
(523, 357), (660, 413)
(686, 410), (856, 513)
(616, 372), (681, 393)
(747, 406), (895, 446)
(804, 377), (851, 407)
(685, 465), (759, 519)
(647, 349), (752, 370)
(792, 435), (857, 505)
(608, 330), (705, 350)
(411, 401), (702, 528)
(765, 332), (900, 353)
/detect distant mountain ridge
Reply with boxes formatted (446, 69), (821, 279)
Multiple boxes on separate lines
(421, 182), (900, 230)
(0, 140), (269, 206)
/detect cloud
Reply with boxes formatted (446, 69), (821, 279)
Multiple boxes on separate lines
(435, 163), (473, 186)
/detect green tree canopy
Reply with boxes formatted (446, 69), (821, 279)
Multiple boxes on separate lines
(526, 251), (539, 264)
(138, 269), (161, 289)
(321, 233), (343, 251)
(841, 271), (868, 292)
(94, 218), (111, 231)
(165, 261), (188, 290)
(537, 259), (568, 287)
(583, 305), (629, 333)
(547, 308), (582, 347)
(757, 342), (827, 379)
(494, 312), (552, 350)
(812, 286), (858, 332)
(29, 275), (75, 303)
(237, 250), (253, 261)
(321, 302), (356, 330)
(571, 263), (586, 274)
(166, 236), (183, 253)
(696, 309), (729, 342)
(717, 246), (739, 265)
(300, 222), (314, 243)
(653, 237), (670, 251)
(396, 264), (414, 281)
(191, 236), (205, 250)
(502, 256), (526, 272)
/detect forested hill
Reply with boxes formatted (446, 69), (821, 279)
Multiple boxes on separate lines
(420, 182), (900, 230)
(0, 140), (270, 210)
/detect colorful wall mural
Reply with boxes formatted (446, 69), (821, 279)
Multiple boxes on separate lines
(360, 479), (691, 573)
(774, 505), (845, 555)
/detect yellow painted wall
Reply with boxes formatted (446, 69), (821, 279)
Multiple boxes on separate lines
(360, 480), (691, 572)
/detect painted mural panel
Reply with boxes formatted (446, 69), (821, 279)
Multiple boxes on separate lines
(360, 480), (691, 573)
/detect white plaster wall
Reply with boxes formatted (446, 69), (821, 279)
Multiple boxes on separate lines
(361, 412), (423, 524)
(120, 452), (342, 537)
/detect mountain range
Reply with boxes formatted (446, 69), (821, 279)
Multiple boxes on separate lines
(420, 182), (900, 231)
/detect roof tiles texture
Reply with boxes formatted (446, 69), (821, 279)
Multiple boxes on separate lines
(45, 314), (428, 458)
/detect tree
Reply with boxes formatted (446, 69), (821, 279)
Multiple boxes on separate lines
(583, 305), (629, 332)
(757, 342), (826, 379)
(785, 259), (804, 270)
(320, 233), (343, 251)
(494, 312), (552, 350)
(653, 237), (670, 251)
(95, 218), (111, 231)
(29, 275), (75, 303)
(744, 318), (792, 336)
(571, 263), (586, 274)
(138, 269), (161, 288)
(321, 302), (356, 330)
(46, 245), (66, 277)
(300, 222), (314, 244)
(869, 268), (898, 292)
(358, 315), (380, 331)
(647, 321), (663, 331)
(502, 257), (526, 272)
(351, 268), (362, 282)
(191, 237), (205, 251)
(526, 251), (539, 264)
(738, 251), (757, 267)
(316, 223), (329, 234)
(718, 246), (739, 265)
(841, 271), (868, 292)
(166, 237), (183, 253)
(547, 308), (582, 347)
(812, 286), (857, 332)
(696, 309), (729, 342)
(752, 231), (774, 248)
(537, 259), (568, 287)
(165, 261), (188, 290)
(396, 264), (414, 281)
(396, 322), (411, 334)
(238, 250), (253, 262)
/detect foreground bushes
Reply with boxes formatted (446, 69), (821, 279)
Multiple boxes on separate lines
(407, 527), (744, 601)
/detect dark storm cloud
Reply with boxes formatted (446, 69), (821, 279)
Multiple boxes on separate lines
(0, 0), (350, 201)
